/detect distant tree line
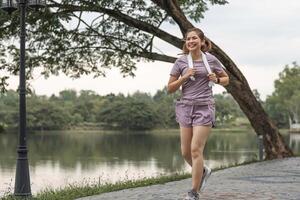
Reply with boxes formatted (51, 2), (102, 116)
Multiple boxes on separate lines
(0, 87), (245, 132)
(1, 62), (299, 132)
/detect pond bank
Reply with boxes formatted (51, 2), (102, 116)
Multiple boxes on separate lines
(76, 157), (300, 200)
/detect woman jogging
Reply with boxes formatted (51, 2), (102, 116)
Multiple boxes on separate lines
(167, 28), (229, 200)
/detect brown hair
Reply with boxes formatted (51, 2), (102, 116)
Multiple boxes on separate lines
(182, 28), (212, 54)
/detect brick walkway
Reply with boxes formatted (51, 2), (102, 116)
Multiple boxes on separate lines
(76, 157), (300, 200)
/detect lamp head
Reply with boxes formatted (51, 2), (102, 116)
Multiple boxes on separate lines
(28, 0), (46, 9)
(1, 0), (18, 14)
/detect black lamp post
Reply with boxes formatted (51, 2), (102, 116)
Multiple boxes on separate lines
(1, 0), (46, 197)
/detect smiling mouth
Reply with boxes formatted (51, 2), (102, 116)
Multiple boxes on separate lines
(188, 44), (197, 48)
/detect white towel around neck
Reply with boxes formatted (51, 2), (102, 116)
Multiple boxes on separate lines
(187, 52), (214, 87)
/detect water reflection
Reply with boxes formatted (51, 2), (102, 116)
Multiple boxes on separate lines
(0, 132), (185, 172)
(289, 133), (300, 153)
(0, 130), (299, 196)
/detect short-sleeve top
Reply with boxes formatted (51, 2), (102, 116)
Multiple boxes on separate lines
(170, 52), (224, 101)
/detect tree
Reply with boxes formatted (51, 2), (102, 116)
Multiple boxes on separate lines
(214, 93), (243, 126)
(58, 89), (77, 102)
(97, 96), (157, 130)
(265, 95), (288, 128)
(27, 94), (72, 130)
(265, 62), (300, 128)
(153, 87), (180, 128)
(287, 92), (300, 125)
(0, 90), (18, 129)
(0, 0), (292, 158)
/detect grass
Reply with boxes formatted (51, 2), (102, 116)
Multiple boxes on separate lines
(5, 156), (298, 198)
(1, 173), (191, 200)
(5, 156), (300, 200)
(1, 158), (265, 200)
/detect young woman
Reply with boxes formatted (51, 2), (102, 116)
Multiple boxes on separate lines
(168, 28), (229, 200)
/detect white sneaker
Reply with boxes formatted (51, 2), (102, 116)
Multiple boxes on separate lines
(199, 165), (212, 192)
(184, 189), (200, 200)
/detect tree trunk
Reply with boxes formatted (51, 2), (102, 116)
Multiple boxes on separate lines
(211, 43), (293, 159)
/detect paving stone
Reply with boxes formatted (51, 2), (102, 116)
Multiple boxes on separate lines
(76, 157), (300, 200)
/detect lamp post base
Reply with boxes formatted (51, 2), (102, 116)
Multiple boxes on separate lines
(14, 147), (31, 196)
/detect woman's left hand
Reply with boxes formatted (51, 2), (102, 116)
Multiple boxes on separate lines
(207, 73), (217, 83)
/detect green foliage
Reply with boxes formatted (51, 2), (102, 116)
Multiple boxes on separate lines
(287, 92), (300, 122)
(0, 87), (245, 131)
(179, 0), (228, 22)
(0, 90), (18, 129)
(0, 0), (228, 92)
(97, 94), (158, 130)
(27, 94), (72, 130)
(265, 62), (300, 128)
(153, 87), (181, 128)
(275, 62), (300, 98)
(265, 95), (288, 128)
(77, 91), (105, 123)
(0, 122), (5, 133)
(1, 173), (190, 200)
(214, 92), (244, 126)
(58, 89), (77, 101)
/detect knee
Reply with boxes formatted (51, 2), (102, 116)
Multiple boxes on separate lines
(181, 146), (191, 159)
(191, 147), (203, 159)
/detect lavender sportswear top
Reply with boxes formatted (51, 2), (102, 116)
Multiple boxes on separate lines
(170, 53), (224, 101)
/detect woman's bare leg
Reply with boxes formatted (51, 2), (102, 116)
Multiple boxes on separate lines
(191, 125), (211, 191)
(180, 126), (193, 166)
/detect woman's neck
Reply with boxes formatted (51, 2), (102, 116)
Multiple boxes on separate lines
(190, 50), (202, 61)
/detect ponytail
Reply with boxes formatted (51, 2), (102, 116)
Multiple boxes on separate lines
(201, 37), (212, 52)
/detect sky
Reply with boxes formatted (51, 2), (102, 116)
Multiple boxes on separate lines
(6, 0), (300, 100)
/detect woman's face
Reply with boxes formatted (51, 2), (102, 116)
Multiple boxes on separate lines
(185, 31), (203, 52)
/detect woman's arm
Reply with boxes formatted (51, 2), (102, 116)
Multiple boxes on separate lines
(167, 68), (196, 93)
(207, 70), (229, 86)
(216, 71), (229, 86)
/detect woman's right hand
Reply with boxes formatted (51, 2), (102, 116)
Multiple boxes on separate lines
(168, 68), (196, 93)
(182, 68), (196, 80)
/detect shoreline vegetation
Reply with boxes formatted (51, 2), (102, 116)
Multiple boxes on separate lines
(2, 159), (261, 200)
(0, 88), (260, 134)
(1, 85), (296, 134)
(1, 126), (291, 136)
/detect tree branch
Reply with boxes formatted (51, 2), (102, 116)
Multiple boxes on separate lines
(49, 2), (184, 49)
(71, 14), (147, 53)
(151, 0), (194, 35)
(53, 45), (177, 63)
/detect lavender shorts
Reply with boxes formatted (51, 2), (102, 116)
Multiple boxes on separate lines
(175, 100), (215, 128)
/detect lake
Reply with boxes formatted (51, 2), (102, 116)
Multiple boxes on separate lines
(0, 129), (299, 197)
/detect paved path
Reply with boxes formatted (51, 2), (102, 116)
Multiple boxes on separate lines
(77, 157), (300, 200)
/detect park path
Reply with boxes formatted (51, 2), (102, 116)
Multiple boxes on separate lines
(76, 157), (300, 200)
